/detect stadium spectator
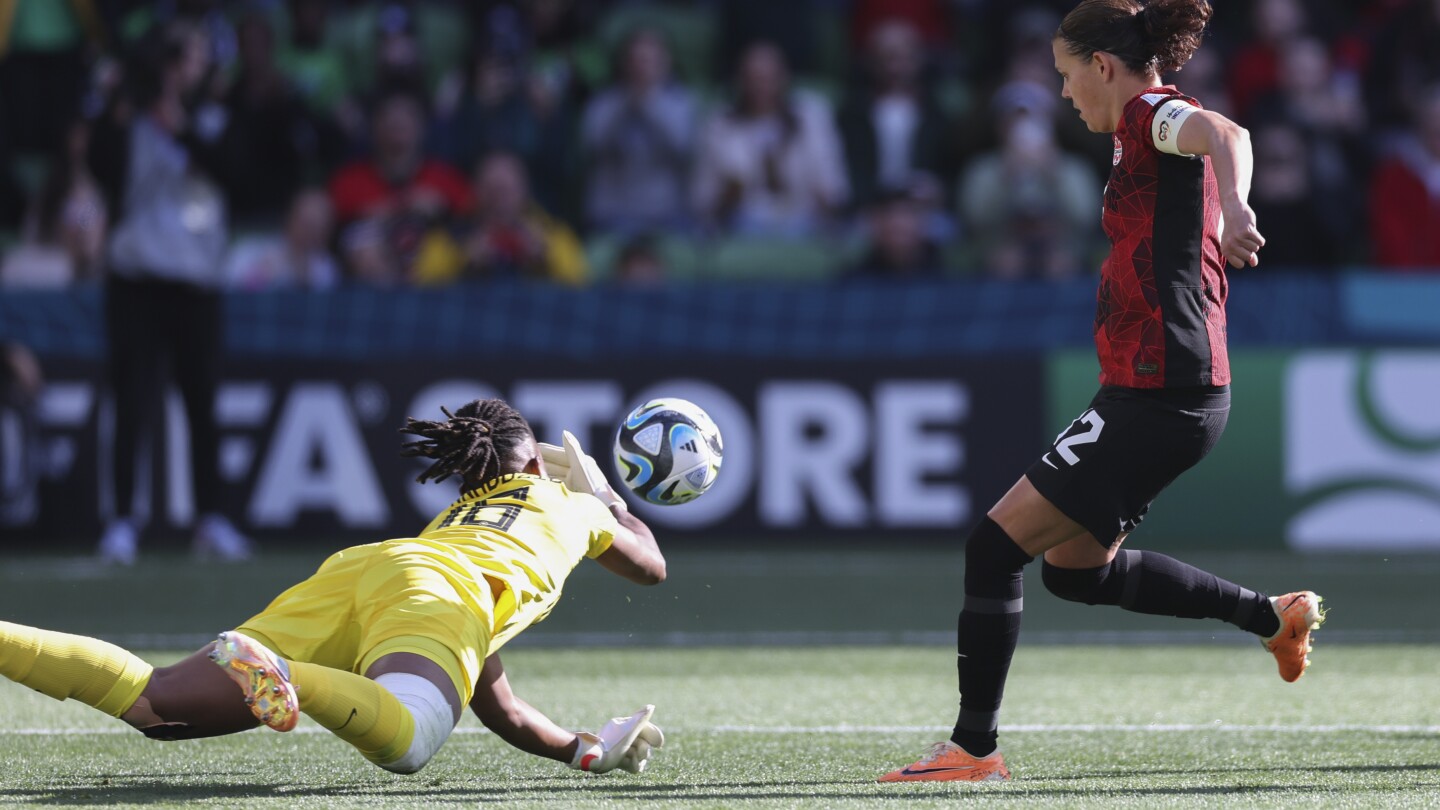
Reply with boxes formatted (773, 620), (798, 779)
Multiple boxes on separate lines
(716, 0), (826, 77)
(580, 26), (697, 234)
(850, 0), (953, 51)
(413, 151), (586, 285)
(1249, 36), (1366, 251)
(1225, 0), (1309, 123)
(612, 234), (669, 286)
(218, 13), (337, 228)
(275, 0), (352, 120)
(0, 0), (101, 155)
(958, 94), (1100, 280)
(692, 41), (849, 236)
(847, 187), (944, 280)
(0, 119), (107, 287)
(1369, 86), (1440, 269)
(1363, 0), (1440, 136)
(0, 342), (42, 528)
(1247, 123), (1344, 269)
(223, 187), (339, 290)
(431, 5), (574, 217)
(99, 21), (251, 565)
(328, 90), (472, 282)
(838, 18), (952, 214)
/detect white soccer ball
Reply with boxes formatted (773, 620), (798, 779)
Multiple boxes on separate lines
(613, 398), (723, 505)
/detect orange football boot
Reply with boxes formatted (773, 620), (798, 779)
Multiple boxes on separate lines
(1261, 591), (1326, 682)
(209, 631), (299, 731)
(878, 741), (1011, 783)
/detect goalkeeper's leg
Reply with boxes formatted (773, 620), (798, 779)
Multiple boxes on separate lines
(211, 631), (461, 773)
(0, 620), (256, 738)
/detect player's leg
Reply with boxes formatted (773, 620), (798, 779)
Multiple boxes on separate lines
(880, 477), (1087, 783)
(0, 620), (257, 739)
(1042, 536), (1323, 681)
(211, 631), (462, 774)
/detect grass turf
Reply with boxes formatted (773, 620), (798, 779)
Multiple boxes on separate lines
(2, 645), (1438, 808)
(2, 548), (1438, 806)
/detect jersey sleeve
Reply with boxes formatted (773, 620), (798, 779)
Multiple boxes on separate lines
(1133, 92), (1200, 157)
(575, 491), (621, 558)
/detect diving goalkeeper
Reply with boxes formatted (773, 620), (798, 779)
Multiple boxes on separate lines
(0, 398), (666, 776)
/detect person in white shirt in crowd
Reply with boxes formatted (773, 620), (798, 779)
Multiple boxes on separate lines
(692, 41), (849, 237)
(223, 187), (339, 290)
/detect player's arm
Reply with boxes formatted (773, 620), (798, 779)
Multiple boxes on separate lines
(597, 508), (666, 585)
(540, 431), (666, 585)
(1168, 106), (1265, 269)
(471, 654), (665, 774)
(470, 653), (576, 762)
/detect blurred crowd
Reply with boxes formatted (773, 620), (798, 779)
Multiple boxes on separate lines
(1, 0), (1439, 289)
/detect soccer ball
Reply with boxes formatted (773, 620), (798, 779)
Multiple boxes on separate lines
(614, 398), (723, 505)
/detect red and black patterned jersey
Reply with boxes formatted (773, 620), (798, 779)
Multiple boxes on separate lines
(1096, 86), (1228, 388)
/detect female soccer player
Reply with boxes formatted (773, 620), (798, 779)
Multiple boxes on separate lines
(0, 399), (666, 776)
(880, 0), (1323, 783)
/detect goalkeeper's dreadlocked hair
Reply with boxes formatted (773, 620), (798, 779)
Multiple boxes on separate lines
(399, 399), (534, 486)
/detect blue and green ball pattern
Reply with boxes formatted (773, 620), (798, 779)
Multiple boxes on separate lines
(614, 399), (723, 505)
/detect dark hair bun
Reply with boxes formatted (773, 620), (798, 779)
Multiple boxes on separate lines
(1140, 0), (1212, 74)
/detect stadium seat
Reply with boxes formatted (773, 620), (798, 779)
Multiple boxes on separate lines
(585, 233), (702, 282)
(705, 238), (844, 282)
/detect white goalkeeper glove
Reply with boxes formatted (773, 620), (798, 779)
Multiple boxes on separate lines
(537, 430), (627, 511)
(568, 704), (665, 775)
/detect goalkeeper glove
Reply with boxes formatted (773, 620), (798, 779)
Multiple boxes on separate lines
(538, 430), (627, 511)
(568, 704), (665, 774)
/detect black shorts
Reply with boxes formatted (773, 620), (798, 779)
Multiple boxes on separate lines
(1025, 385), (1230, 547)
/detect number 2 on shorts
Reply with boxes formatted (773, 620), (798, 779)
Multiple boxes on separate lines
(1046, 409), (1106, 467)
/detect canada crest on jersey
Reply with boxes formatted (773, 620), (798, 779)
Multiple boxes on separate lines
(1112, 134), (1124, 166)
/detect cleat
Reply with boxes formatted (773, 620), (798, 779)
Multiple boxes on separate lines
(1262, 591), (1326, 683)
(209, 631), (299, 731)
(879, 741), (1011, 783)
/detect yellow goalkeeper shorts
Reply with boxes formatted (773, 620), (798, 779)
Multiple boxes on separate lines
(237, 541), (493, 705)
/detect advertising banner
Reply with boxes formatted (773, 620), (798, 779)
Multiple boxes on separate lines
(3, 357), (1045, 547)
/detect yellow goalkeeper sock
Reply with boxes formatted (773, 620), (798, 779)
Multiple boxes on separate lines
(0, 620), (153, 717)
(288, 661), (415, 767)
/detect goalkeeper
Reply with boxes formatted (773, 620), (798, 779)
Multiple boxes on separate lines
(0, 398), (666, 776)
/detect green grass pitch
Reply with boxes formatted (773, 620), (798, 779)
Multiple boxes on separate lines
(2, 548), (1438, 807)
(2, 646), (1438, 808)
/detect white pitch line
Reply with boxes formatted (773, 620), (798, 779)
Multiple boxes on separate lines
(6, 723), (1439, 737)
(707, 723), (1440, 734)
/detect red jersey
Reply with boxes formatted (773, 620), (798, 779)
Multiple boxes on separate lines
(1096, 86), (1229, 389)
(328, 159), (475, 225)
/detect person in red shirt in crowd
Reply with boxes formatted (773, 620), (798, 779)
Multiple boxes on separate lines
(1369, 85), (1440, 269)
(329, 91), (473, 281)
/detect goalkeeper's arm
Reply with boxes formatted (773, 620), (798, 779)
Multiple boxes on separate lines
(597, 509), (666, 585)
(470, 654), (663, 774)
(470, 654), (575, 762)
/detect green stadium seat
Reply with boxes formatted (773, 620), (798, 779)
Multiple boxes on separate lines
(585, 233), (702, 283)
(705, 237), (843, 282)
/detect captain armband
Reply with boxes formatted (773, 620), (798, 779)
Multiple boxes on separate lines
(1151, 99), (1199, 157)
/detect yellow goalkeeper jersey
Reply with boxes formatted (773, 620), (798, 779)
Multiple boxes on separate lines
(414, 473), (620, 652)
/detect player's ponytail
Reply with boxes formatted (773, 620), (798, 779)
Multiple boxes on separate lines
(1057, 0), (1211, 76)
(399, 399), (534, 487)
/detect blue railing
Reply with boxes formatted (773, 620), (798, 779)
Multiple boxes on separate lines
(1, 272), (1430, 360)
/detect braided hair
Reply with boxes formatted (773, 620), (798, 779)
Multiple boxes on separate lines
(399, 399), (535, 486)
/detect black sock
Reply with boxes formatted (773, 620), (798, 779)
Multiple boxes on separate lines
(950, 517), (1033, 758)
(1041, 550), (1280, 637)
